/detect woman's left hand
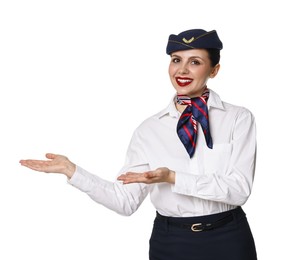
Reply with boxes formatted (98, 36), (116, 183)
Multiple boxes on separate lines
(117, 167), (175, 184)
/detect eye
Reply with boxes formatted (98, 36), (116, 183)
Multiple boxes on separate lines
(191, 59), (200, 65)
(171, 57), (180, 63)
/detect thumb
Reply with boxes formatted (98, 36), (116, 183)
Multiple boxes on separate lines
(45, 153), (56, 160)
(144, 171), (155, 178)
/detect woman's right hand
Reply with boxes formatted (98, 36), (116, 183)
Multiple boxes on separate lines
(19, 153), (76, 179)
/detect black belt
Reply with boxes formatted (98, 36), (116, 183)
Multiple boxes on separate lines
(156, 211), (234, 232)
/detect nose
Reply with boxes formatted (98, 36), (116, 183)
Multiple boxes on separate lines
(178, 63), (189, 74)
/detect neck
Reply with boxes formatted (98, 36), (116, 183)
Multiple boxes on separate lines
(175, 103), (187, 113)
(175, 87), (210, 113)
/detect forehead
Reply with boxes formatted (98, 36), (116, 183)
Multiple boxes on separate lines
(171, 48), (209, 59)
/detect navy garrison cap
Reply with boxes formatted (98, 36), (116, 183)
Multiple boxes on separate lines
(166, 29), (223, 55)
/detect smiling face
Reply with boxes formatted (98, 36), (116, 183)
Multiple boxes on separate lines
(168, 49), (220, 98)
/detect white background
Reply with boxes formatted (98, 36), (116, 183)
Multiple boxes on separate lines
(0, 0), (284, 259)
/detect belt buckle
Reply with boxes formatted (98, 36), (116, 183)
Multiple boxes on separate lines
(191, 223), (203, 232)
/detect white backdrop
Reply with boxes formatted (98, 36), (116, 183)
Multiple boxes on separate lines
(0, 0), (284, 259)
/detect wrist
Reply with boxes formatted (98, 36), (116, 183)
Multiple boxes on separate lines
(168, 170), (176, 184)
(64, 162), (76, 179)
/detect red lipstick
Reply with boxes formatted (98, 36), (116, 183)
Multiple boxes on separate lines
(176, 77), (193, 87)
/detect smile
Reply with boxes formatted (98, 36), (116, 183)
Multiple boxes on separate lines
(176, 77), (193, 87)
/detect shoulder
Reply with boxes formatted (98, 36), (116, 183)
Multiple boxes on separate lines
(134, 112), (162, 134)
(223, 101), (254, 117)
(209, 89), (255, 120)
(132, 98), (176, 135)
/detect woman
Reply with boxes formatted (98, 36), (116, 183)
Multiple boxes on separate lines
(20, 29), (257, 260)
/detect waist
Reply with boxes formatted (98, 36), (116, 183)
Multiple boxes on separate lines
(150, 188), (237, 217)
(155, 206), (244, 232)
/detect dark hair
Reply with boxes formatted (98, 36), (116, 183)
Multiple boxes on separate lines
(206, 48), (221, 67)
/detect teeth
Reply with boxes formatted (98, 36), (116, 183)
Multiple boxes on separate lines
(178, 79), (192, 83)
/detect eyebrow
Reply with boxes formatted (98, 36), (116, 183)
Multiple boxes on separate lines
(171, 54), (204, 60)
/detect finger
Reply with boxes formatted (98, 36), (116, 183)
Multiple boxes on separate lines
(46, 153), (56, 160)
(120, 175), (145, 183)
(117, 174), (126, 181)
(122, 178), (146, 184)
(119, 172), (142, 180)
(21, 159), (51, 170)
(117, 174), (137, 182)
(125, 171), (139, 175)
(125, 172), (142, 177)
(19, 159), (38, 166)
(23, 160), (47, 168)
(143, 171), (156, 178)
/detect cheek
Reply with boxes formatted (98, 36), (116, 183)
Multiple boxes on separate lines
(168, 68), (176, 84)
(168, 63), (178, 76)
(168, 65), (173, 76)
(195, 68), (211, 80)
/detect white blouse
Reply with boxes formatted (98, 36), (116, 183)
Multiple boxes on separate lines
(68, 89), (256, 217)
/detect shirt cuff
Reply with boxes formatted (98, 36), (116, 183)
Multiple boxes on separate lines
(67, 165), (94, 192)
(172, 171), (198, 196)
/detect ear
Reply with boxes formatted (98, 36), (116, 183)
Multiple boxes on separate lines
(209, 64), (220, 78)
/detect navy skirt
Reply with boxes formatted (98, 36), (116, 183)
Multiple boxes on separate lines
(149, 207), (257, 260)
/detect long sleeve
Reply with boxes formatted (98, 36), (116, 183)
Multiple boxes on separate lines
(68, 130), (151, 216)
(172, 108), (256, 206)
(67, 90), (258, 216)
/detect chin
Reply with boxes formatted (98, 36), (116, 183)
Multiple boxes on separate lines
(176, 85), (205, 97)
(176, 87), (193, 96)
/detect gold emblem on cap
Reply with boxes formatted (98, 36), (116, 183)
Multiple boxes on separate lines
(183, 37), (195, 44)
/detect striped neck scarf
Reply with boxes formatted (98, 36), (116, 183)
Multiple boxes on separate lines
(176, 89), (213, 158)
